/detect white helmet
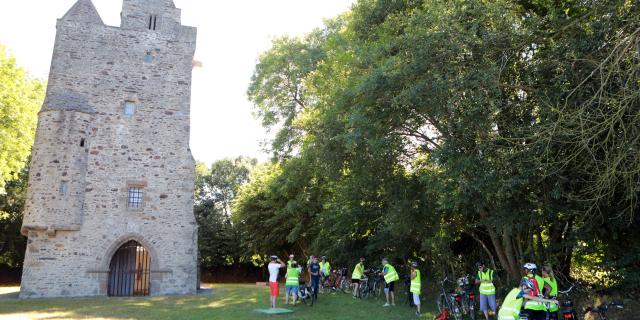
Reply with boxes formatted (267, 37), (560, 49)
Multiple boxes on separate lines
(523, 263), (537, 271)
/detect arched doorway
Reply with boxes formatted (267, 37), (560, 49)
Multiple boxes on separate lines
(107, 240), (150, 296)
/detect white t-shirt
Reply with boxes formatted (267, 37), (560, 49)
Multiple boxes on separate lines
(268, 262), (281, 282)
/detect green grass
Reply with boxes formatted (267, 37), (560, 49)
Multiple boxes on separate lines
(0, 284), (437, 319)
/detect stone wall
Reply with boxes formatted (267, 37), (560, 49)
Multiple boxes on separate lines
(20, 0), (198, 298)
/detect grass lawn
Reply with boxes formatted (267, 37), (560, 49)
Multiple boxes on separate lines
(0, 284), (437, 319)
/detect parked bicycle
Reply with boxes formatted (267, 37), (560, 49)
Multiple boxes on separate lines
(332, 268), (350, 293)
(369, 269), (384, 298)
(297, 281), (315, 306)
(437, 277), (463, 320)
(586, 301), (624, 320)
(558, 284), (578, 320)
(456, 275), (476, 320)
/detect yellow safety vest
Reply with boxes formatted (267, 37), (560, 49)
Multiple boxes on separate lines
(524, 274), (547, 311)
(410, 269), (421, 294)
(498, 288), (524, 320)
(352, 262), (364, 280)
(319, 261), (331, 275)
(383, 264), (399, 283)
(544, 276), (558, 312)
(286, 267), (300, 286)
(478, 269), (496, 295)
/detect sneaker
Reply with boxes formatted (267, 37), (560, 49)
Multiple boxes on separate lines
(392, 303), (396, 306)
(383, 303), (391, 307)
(415, 311), (421, 316)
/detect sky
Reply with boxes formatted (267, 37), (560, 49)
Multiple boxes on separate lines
(0, 0), (355, 164)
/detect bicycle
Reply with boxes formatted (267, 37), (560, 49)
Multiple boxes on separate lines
(456, 275), (476, 320)
(355, 269), (372, 299)
(369, 269), (384, 298)
(297, 281), (315, 306)
(558, 284), (577, 320)
(332, 268), (350, 293)
(321, 271), (334, 293)
(437, 277), (463, 320)
(586, 301), (624, 320)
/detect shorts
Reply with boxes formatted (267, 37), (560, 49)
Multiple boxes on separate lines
(523, 310), (547, 320)
(413, 293), (421, 305)
(384, 281), (395, 292)
(269, 281), (279, 297)
(351, 278), (360, 284)
(285, 285), (298, 296)
(480, 294), (497, 311)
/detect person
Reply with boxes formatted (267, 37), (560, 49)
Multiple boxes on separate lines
(267, 255), (286, 309)
(285, 261), (300, 305)
(475, 261), (497, 320)
(522, 263), (550, 320)
(410, 261), (422, 316)
(497, 278), (558, 320)
(381, 258), (399, 307)
(308, 256), (321, 300)
(352, 257), (365, 299)
(319, 256), (331, 288)
(541, 265), (559, 320)
(287, 254), (295, 267)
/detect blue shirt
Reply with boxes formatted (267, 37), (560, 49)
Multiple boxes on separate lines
(309, 263), (320, 279)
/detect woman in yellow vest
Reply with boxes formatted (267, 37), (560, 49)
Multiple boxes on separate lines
(542, 265), (559, 320)
(410, 261), (422, 316)
(285, 261), (301, 305)
(381, 258), (399, 307)
(351, 257), (365, 298)
(475, 261), (497, 320)
(522, 263), (551, 320)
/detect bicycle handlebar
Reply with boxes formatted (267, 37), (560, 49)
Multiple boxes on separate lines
(558, 284), (575, 295)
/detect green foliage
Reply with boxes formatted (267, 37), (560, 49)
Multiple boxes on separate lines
(0, 166), (28, 268)
(0, 45), (45, 192)
(195, 157), (256, 268)
(238, 0), (639, 291)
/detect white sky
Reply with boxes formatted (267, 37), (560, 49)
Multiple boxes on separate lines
(0, 0), (354, 164)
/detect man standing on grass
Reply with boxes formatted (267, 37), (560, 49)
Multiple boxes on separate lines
(268, 256), (286, 309)
(475, 261), (497, 320)
(410, 261), (422, 316)
(308, 256), (321, 301)
(381, 258), (399, 307)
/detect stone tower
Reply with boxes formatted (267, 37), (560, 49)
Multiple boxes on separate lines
(20, 0), (198, 298)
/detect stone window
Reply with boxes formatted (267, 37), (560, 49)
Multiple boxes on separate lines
(80, 138), (85, 147)
(127, 187), (143, 209)
(148, 15), (158, 30)
(124, 101), (136, 116)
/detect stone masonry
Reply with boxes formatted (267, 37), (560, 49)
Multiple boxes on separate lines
(20, 0), (198, 298)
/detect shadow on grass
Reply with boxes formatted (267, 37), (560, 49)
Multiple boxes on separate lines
(0, 284), (436, 320)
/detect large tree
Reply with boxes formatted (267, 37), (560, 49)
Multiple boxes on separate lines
(0, 45), (45, 192)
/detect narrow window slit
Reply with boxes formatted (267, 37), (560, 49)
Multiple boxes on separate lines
(80, 138), (85, 147)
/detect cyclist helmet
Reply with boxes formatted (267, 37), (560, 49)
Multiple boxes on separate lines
(382, 257), (389, 263)
(475, 261), (485, 268)
(270, 255), (278, 260)
(520, 278), (535, 290)
(411, 261), (418, 268)
(289, 254), (294, 259)
(321, 256), (327, 260)
(360, 257), (366, 262)
(523, 262), (537, 272)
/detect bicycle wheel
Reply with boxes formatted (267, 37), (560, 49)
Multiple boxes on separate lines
(449, 297), (463, 320)
(469, 300), (476, 320)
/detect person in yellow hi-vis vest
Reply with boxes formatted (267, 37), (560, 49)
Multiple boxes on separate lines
(381, 258), (399, 307)
(285, 261), (300, 305)
(498, 278), (558, 320)
(352, 257), (365, 298)
(475, 261), (497, 320)
(410, 261), (422, 316)
(542, 265), (559, 320)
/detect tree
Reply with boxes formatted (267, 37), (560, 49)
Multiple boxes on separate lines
(195, 157), (256, 268)
(0, 45), (45, 192)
